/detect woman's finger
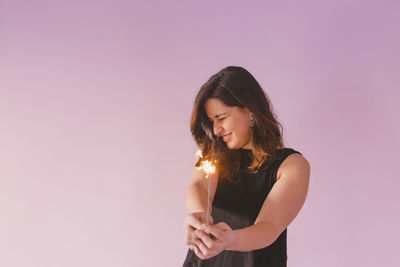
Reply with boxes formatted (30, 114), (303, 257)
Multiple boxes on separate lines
(186, 231), (198, 246)
(201, 224), (225, 240)
(210, 216), (214, 225)
(185, 214), (202, 229)
(194, 229), (217, 249)
(214, 222), (231, 231)
(192, 243), (205, 260)
(194, 240), (210, 258)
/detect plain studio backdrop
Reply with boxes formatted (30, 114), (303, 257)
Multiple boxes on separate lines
(0, 0), (399, 266)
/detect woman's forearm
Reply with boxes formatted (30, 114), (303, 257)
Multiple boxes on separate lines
(226, 221), (281, 252)
(186, 184), (209, 213)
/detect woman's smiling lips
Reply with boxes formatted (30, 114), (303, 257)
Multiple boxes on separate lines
(222, 133), (232, 142)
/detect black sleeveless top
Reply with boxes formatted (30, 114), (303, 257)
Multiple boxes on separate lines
(183, 148), (302, 267)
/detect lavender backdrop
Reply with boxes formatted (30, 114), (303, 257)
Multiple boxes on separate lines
(1, 0), (399, 266)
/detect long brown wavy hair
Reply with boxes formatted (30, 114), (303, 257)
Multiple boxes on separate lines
(190, 66), (284, 182)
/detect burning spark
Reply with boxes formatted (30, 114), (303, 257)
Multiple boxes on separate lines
(196, 150), (216, 178)
(200, 160), (216, 177)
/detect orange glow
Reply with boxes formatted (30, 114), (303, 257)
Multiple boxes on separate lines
(196, 150), (216, 178)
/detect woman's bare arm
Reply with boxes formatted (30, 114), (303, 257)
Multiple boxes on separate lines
(226, 153), (310, 251)
(186, 163), (218, 214)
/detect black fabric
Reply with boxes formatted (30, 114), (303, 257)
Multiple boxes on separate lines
(183, 148), (302, 267)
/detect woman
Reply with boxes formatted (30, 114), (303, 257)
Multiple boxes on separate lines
(183, 66), (310, 266)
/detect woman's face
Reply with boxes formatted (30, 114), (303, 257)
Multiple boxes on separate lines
(204, 98), (253, 150)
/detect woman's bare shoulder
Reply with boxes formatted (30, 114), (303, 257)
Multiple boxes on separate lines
(277, 152), (310, 181)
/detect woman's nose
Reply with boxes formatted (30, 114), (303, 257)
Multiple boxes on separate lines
(213, 121), (223, 136)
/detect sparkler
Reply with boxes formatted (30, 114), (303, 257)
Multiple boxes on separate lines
(196, 144), (216, 224)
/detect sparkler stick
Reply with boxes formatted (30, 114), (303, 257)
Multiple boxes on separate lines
(206, 148), (212, 224)
(207, 139), (216, 224)
(196, 141), (216, 225)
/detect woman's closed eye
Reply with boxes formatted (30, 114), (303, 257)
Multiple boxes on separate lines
(210, 117), (226, 123)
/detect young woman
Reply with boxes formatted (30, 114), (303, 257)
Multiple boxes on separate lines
(183, 66), (310, 266)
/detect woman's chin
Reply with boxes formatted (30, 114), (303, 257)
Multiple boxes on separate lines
(226, 141), (237, 149)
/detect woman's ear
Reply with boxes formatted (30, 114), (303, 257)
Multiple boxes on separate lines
(243, 106), (252, 115)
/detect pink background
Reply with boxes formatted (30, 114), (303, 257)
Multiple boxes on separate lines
(1, 1), (399, 266)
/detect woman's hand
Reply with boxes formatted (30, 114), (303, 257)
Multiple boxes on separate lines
(190, 222), (236, 260)
(184, 212), (214, 248)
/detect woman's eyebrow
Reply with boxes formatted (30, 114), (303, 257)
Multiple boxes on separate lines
(209, 113), (228, 120)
